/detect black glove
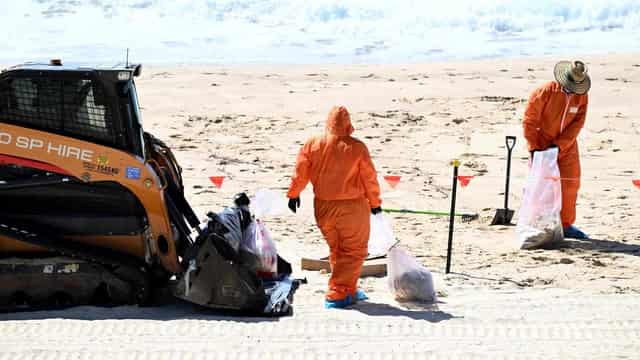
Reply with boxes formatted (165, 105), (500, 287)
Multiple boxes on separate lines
(371, 207), (382, 215)
(288, 197), (300, 213)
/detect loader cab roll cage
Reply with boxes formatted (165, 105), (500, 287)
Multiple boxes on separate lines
(0, 64), (146, 158)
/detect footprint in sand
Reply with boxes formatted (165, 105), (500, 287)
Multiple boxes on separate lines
(534, 278), (554, 286)
(463, 159), (488, 175)
(480, 95), (516, 102)
(195, 189), (216, 195)
(592, 259), (607, 267)
(151, 72), (173, 79)
(369, 111), (394, 119)
(532, 256), (550, 262)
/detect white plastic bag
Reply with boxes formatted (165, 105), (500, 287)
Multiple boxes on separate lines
(241, 219), (278, 276)
(255, 219), (278, 275)
(387, 247), (436, 302)
(516, 148), (564, 249)
(368, 213), (396, 256)
(251, 189), (289, 218)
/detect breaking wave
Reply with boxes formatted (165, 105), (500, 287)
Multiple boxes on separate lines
(1, 0), (640, 64)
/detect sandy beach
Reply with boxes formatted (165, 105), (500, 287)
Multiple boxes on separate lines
(2, 54), (639, 358)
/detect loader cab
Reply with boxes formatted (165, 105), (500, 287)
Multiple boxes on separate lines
(0, 60), (191, 256)
(0, 61), (146, 158)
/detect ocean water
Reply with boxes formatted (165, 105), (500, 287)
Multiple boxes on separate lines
(1, 0), (640, 65)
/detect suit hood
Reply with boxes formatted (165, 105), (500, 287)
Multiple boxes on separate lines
(326, 106), (354, 136)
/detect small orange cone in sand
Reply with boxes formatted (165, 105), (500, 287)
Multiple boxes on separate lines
(633, 179), (640, 189)
(384, 175), (401, 189)
(457, 176), (473, 187)
(209, 176), (225, 188)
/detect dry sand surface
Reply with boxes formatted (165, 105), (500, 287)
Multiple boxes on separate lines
(2, 54), (640, 358)
(2, 290), (639, 359)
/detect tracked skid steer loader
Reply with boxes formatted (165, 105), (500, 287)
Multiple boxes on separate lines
(0, 60), (300, 315)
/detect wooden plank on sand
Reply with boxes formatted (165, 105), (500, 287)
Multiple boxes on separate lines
(301, 257), (387, 277)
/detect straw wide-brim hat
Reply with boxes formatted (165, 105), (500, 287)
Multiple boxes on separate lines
(554, 60), (591, 95)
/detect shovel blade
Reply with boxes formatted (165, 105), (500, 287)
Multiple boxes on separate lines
(491, 208), (514, 225)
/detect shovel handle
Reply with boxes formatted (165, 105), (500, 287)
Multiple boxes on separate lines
(505, 136), (516, 151)
(504, 136), (516, 210)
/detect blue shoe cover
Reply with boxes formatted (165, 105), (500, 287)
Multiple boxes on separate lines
(324, 295), (353, 309)
(563, 225), (589, 239)
(355, 289), (369, 301)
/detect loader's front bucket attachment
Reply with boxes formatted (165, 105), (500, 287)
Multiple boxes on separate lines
(173, 230), (300, 316)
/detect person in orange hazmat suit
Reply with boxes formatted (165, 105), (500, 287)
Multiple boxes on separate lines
(523, 60), (591, 239)
(287, 106), (382, 308)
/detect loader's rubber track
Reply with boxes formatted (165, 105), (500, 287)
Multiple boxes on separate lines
(0, 220), (152, 309)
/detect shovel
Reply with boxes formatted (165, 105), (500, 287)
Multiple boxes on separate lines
(491, 135), (516, 225)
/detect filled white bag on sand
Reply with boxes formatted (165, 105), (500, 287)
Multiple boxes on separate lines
(387, 247), (436, 302)
(251, 189), (289, 218)
(368, 213), (396, 256)
(516, 147), (564, 249)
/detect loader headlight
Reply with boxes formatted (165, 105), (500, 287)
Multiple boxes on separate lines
(118, 71), (131, 81)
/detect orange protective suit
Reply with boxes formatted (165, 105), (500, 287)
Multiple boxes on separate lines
(523, 81), (588, 227)
(287, 106), (381, 301)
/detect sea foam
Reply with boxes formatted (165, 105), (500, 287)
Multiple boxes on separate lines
(1, 0), (639, 64)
